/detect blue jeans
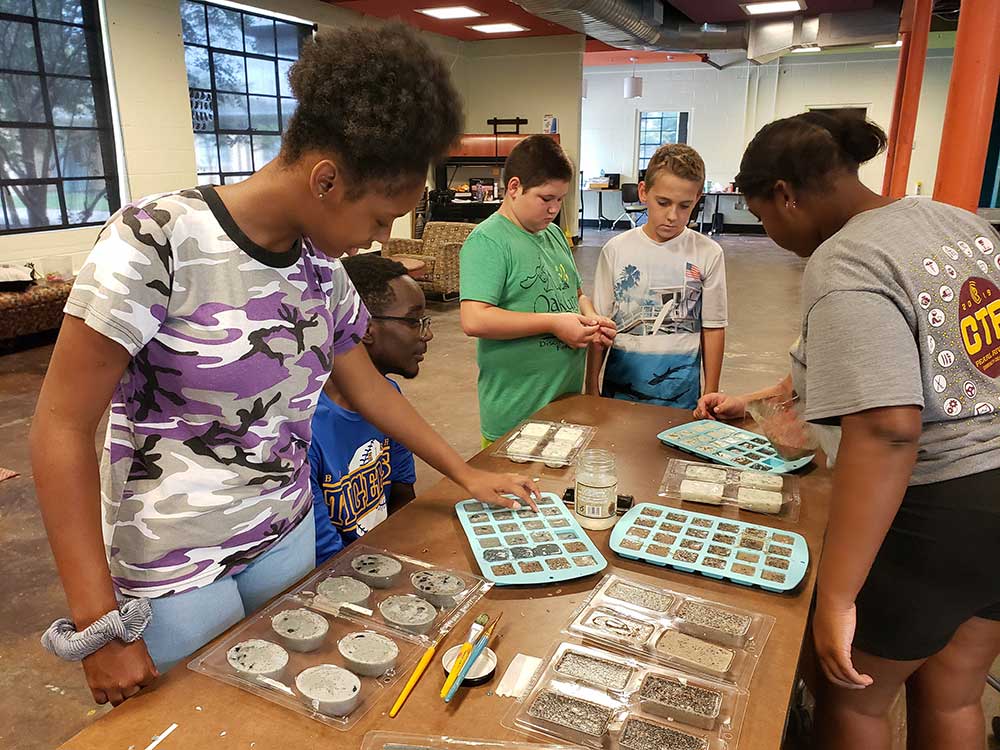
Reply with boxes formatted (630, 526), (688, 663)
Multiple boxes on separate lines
(141, 510), (316, 672)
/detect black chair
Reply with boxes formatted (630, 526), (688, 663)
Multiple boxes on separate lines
(613, 182), (647, 228)
(688, 194), (706, 230)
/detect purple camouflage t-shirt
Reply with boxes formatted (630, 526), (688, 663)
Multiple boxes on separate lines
(65, 186), (369, 598)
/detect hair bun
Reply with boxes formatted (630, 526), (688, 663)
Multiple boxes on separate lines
(803, 109), (887, 165)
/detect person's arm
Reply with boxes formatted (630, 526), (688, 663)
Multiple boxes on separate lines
(332, 344), (538, 509)
(460, 301), (599, 349)
(813, 405), (920, 689)
(30, 316), (159, 705)
(694, 374), (792, 420)
(585, 341), (608, 396)
(386, 429), (416, 516)
(700, 327), (725, 394)
(309, 444), (345, 565)
(388, 482), (416, 515)
(698, 244), (728, 397)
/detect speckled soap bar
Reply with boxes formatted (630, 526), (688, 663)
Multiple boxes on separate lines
(676, 600), (753, 648)
(604, 581), (674, 613)
(655, 630), (735, 677)
(527, 690), (614, 738)
(554, 649), (635, 691)
(638, 673), (723, 730)
(619, 716), (708, 750)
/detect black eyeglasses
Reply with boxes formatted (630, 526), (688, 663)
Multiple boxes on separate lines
(371, 314), (432, 338)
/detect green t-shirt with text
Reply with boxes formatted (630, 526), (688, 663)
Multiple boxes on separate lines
(460, 212), (585, 440)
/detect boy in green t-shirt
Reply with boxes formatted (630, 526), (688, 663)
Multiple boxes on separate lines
(460, 135), (615, 444)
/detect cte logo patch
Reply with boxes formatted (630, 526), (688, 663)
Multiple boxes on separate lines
(959, 277), (1000, 378)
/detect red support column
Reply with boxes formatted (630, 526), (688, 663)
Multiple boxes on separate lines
(882, 0), (933, 197)
(933, 0), (1000, 211)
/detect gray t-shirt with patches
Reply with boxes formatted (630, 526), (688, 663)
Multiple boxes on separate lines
(65, 186), (369, 598)
(790, 197), (1000, 486)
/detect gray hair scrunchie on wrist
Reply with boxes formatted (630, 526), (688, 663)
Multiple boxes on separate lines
(41, 598), (152, 661)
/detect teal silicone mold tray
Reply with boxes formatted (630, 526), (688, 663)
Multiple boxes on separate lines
(609, 503), (809, 593)
(456, 493), (608, 586)
(657, 420), (813, 474)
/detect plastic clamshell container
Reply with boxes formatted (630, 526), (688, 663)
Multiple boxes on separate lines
(493, 420), (597, 468)
(659, 458), (801, 522)
(563, 574), (775, 690)
(188, 594), (421, 730)
(293, 544), (492, 644)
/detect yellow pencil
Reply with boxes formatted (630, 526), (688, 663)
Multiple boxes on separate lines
(389, 632), (443, 718)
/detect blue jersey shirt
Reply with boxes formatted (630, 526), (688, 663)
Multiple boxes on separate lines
(309, 377), (416, 564)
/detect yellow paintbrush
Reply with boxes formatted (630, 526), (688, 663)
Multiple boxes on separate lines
(389, 629), (445, 718)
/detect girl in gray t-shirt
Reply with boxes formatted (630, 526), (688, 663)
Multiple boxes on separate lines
(696, 109), (1000, 750)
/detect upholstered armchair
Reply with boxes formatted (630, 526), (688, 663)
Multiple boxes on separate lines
(383, 221), (477, 301)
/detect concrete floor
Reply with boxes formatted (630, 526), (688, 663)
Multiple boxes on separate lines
(0, 230), (996, 749)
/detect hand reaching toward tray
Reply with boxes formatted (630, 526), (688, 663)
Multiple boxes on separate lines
(456, 466), (540, 511)
(693, 392), (747, 421)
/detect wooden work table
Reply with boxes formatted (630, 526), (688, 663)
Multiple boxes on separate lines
(59, 395), (831, 749)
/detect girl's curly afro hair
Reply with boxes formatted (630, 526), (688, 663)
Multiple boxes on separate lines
(283, 22), (463, 195)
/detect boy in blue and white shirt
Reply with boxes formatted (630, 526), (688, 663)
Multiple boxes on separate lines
(310, 255), (432, 564)
(587, 144), (727, 409)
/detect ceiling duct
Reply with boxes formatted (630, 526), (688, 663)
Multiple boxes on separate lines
(511, 0), (747, 52)
(515, 0), (903, 64)
(748, 0), (902, 62)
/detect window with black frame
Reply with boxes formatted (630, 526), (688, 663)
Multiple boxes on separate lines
(181, 1), (312, 186)
(0, 0), (119, 234)
(637, 111), (690, 171)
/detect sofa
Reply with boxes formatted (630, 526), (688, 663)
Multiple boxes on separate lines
(0, 281), (73, 341)
(382, 221), (477, 301)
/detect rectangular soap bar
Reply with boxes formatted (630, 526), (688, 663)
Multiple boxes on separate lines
(506, 437), (539, 455)
(541, 440), (574, 460)
(519, 422), (551, 438)
(679, 479), (724, 504)
(739, 470), (784, 490)
(655, 630), (735, 676)
(736, 487), (782, 514)
(685, 464), (729, 483)
(676, 600), (753, 647)
(554, 426), (585, 443)
(638, 673), (724, 730)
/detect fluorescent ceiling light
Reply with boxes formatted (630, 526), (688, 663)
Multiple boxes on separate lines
(873, 39), (903, 48)
(741, 1), (806, 16)
(416, 6), (485, 20)
(791, 45), (820, 52)
(468, 22), (528, 33)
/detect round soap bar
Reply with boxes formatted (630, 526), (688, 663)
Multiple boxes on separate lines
(378, 594), (438, 635)
(350, 553), (403, 589)
(317, 575), (373, 606)
(226, 639), (289, 681)
(337, 631), (400, 676)
(410, 570), (468, 609)
(270, 608), (329, 653)
(295, 664), (361, 717)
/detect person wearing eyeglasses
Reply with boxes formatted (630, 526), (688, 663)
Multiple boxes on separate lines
(308, 254), (434, 564)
